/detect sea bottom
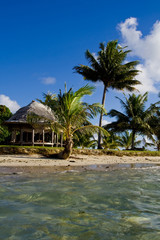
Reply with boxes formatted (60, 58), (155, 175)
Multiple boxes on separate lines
(0, 168), (160, 239)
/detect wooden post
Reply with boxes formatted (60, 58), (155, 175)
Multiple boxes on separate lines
(20, 129), (23, 145)
(26, 132), (28, 143)
(56, 133), (58, 147)
(42, 129), (45, 146)
(32, 129), (35, 146)
(54, 134), (56, 147)
(60, 133), (63, 147)
(52, 131), (54, 147)
(11, 130), (16, 143)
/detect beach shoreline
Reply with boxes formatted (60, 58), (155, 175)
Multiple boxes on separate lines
(0, 154), (160, 174)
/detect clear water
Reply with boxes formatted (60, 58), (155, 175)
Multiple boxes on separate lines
(1, 168), (160, 240)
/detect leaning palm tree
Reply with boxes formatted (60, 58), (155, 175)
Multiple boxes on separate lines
(41, 85), (108, 159)
(73, 40), (140, 148)
(105, 92), (158, 149)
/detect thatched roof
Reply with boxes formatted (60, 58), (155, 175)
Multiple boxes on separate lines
(6, 101), (56, 124)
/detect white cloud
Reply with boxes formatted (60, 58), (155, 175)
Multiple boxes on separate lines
(92, 52), (98, 60)
(0, 95), (20, 113)
(102, 119), (111, 126)
(41, 77), (56, 85)
(118, 17), (160, 93)
(94, 81), (103, 87)
(93, 120), (111, 140)
(94, 119), (111, 127)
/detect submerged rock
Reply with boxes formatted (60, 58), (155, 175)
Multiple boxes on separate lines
(127, 216), (150, 224)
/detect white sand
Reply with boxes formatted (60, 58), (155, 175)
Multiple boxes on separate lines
(0, 154), (159, 167)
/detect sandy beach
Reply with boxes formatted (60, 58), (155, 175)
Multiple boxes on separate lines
(0, 154), (160, 167)
(0, 154), (160, 174)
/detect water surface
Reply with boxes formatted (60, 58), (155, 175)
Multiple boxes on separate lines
(1, 168), (160, 239)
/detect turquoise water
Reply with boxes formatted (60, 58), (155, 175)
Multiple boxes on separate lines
(1, 168), (160, 239)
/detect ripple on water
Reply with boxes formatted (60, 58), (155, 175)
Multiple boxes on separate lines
(0, 169), (160, 239)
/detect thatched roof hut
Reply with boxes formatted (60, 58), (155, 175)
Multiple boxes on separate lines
(5, 101), (62, 147)
(6, 100), (56, 125)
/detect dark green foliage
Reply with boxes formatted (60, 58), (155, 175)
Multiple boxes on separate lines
(39, 85), (108, 159)
(74, 41), (140, 90)
(73, 131), (97, 149)
(118, 131), (141, 150)
(0, 105), (12, 122)
(37, 92), (57, 110)
(0, 105), (12, 143)
(106, 92), (159, 149)
(149, 94), (160, 150)
(74, 40), (140, 148)
(102, 132), (121, 150)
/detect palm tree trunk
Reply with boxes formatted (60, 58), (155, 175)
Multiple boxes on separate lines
(61, 137), (73, 159)
(98, 85), (107, 149)
(131, 130), (135, 150)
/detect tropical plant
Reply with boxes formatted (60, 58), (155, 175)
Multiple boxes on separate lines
(149, 94), (160, 150)
(72, 120), (97, 149)
(0, 105), (12, 143)
(40, 85), (108, 159)
(141, 137), (155, 150)
(117, 131), (141, 150)
(105, 92), (158, 149)
(73, 130), (97, 149)
(102, 132), (121, 150)
(153, 114), (160, 151)
(73, 40), (140, 148)
(37, 92), (57, 109)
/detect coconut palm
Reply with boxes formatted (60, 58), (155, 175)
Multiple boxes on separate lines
(153, 113), (160, 151)
(41, 85), (108, 159)
(73, 40), (140, 148)
(72, 120), (97, 149)
(118, 131), (141, 150)
(149, 94), (160, 150)
(105, 92), (158, 149)
(73, 130), (97, 149)
(102, 132), (121, 150)
(37, 92), (57, 109)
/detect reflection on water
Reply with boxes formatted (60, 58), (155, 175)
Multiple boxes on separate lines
(1, 169), (160, 239)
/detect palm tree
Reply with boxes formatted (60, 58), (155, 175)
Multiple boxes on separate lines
(72, 120), (98, 149)
(149, 94), (160, 150)
(73, 40), (140, 148)
(117, 131), (141, 150)
(37, 92), (57, 109)
(40, 85), (108, 159)
(105, 92), (157, 149)
(153, 112), (160, 151)
(73, 130), (97, 149)
(102, 132), (121, 150)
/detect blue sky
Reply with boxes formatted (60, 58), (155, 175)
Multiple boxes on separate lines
(0, 0), (160, 125)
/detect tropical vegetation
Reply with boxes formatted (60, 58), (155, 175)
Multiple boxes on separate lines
(39, 85), (108, 159)
(105, 92), (159, 150)
(73, 40), (140, 148)
(149, 94), (160, 151)
(117, 131), (141, 150)
(1, 39), (160, 154)
(0, 105), (12, 143)
(102, 130), (143, 150)
(102, 132), (121, 150)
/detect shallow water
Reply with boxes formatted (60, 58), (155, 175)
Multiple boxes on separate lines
(1, 168), (160, 239)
